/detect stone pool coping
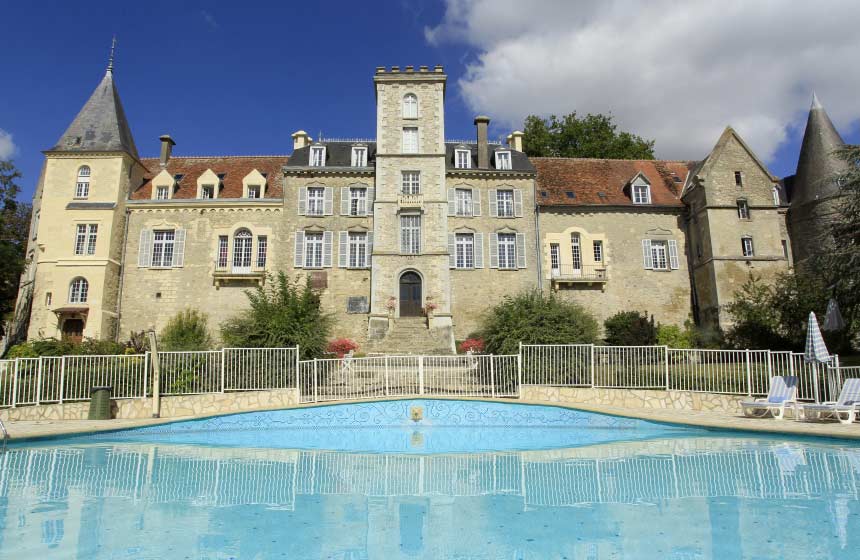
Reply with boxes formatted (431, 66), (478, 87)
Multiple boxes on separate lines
(3, 396), (859, 443)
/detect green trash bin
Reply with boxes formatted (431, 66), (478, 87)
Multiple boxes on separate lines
(88, 386), (113, 420)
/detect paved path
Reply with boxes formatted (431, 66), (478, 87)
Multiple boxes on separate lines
(4, 396), (859, 442)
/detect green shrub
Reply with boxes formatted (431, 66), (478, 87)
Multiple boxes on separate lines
(478, 290), (598, 355)
(220, 272), (332, 359)
(159, 309), (213, 351)
(604, 311), (657, 346)
(6, 337), (126, 358)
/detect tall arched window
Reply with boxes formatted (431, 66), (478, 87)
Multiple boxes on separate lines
(69, 277), (89, 303)
(76, 166), (91, 199)
(232, 229), (253, 272)
(402, 94), (418, 119)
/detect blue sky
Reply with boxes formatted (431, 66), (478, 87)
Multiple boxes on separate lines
(1, 1), (857, 201)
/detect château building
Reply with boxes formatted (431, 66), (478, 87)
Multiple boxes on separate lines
(9, 60), (846, 354)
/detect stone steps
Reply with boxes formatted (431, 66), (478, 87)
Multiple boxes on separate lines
(366, 318), (454, 355)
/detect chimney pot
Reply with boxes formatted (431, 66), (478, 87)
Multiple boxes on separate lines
(474, 116), (490, 169)
(375, 66), (386, 74)
(391, 65), (400, 73)
(419, 65), (429, 72)
(509, 130), (524, 152)
(292, 130), (311, 151)
(405, 65), (414, 73)
(434, 64), (444, 73)
(159, 134), (176, 168)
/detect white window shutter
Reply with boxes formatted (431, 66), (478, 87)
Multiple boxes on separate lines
(642, 239), (653, 270)
(489, 233), (499, 268)
(668, 239), (680, 270)
(472, 189), (481, 216)
(448, 233), (456, 268)
(294, 231), (305, 268)
(366, 233), (373, 267)
(173, 228), (186, 267)
(366, 188), (375, 216)
(474, 233), (484, 268)
(138, 230), (152, 267)
(341, 187), (350, 215)
(338, 231), (349, 268)
(298, 188), (307, 216)
(324, 187), (334, 215)
(489, 189), (498, 217)
(516, 233), (527, 268)
(514, 189), (524, 217)
(447, 188), (456, 216)
(323, 231), (333, 267)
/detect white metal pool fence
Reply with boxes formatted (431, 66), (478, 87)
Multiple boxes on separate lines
(0, 343), (855, 408)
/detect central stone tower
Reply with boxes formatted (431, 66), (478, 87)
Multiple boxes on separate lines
(368, 66), (454, 352)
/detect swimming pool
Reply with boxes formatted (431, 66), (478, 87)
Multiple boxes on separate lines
(2, 399), (859, 558)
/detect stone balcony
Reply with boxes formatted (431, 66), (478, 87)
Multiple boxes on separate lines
(398, 193), (424, 208)
(550, 265), (609, 289)
(213, 262), (266, 287)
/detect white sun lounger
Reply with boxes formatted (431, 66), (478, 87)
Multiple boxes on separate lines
(740, 376), (798, 420)
(800, 378), (860, 425)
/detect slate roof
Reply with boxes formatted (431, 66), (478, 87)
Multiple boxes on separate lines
(445, 143), (535, 173)
(130, 156), (289, 200)
(286, 142), (377, 168)
(50, 69), (139, 159)
(791, 93), (848, 207)
(531, 158), (695, 207)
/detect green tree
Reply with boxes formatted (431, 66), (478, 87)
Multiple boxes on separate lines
(159, 309), (213, 351)
(220, 272), (332, 359)
(522, 113), (655, 159)
(603, 311), (657, 346)
(0, 161), (30, 337)
(478, 290), (598, 355)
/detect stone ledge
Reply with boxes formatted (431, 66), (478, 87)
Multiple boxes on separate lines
(520, 385), (744, 414)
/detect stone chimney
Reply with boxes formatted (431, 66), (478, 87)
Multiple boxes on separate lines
(508, 130), (524, 152)
(159, 135), (175, 168)
(474, 116), (490, 169)
(292, 130), (311, 151)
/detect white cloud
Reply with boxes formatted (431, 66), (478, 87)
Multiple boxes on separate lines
(426, 0), (860, 162)
(0, 129), (17, 160)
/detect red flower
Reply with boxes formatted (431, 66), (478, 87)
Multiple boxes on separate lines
(326, 338), (359, 358)
(458, 338), (485, 354)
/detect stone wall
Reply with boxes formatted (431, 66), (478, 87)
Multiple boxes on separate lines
(0, 388), (299, 422)
(521, 385), (744, 414)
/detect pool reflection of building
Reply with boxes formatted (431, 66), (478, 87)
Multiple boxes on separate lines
(1, 439), (859, 557)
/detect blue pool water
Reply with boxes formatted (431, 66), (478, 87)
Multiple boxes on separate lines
(1, 399), (859, 558)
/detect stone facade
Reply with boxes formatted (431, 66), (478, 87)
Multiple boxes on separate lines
(0, 388), (299, 421)
(12, 64), (837, 353)
(521, 385), (744, 414)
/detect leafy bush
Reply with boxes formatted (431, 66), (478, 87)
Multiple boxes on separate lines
(159, 309), (213, 351)
(6, 337), (126, 358)
(458, 338), (485, 354)
(604, 311), (657, 346)
(326, 338), (358, 358)
(478, 290), (598, 355)
(656, 324), (691, 349)
(221, 272), (332, 359)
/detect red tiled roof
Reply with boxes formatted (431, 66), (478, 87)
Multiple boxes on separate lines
(131, 156), (290, 200)
(531, 158), (696, 207)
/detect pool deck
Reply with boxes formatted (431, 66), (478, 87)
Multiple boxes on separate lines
(3, 397), (860, 443)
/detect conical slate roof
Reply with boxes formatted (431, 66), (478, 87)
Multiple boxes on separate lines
(792, 93), (847, 207)
(50, 68), (138, 158)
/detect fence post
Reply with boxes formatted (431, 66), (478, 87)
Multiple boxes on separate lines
(664, 346), (670, 391)
(36, 357), (43, 405)
(384, 356), (390, 397)
(313, 358), (318, 403)
(745, 349), (752, 396)
(11, 359), (19, 408)
(490, 356), (496, 399)
(59, 356), (66, 404)
(147, 332), (162, 418)
(295, 346), (300, 391)
(418, 356), (425, 396)
(589, 344), (595, 388)
(142, 352), (149, 399)
(517, 348), (523, 398)
(220, 349), (226, 393)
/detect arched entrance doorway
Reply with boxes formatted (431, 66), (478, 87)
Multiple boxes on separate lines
(399, 271), (422, 317)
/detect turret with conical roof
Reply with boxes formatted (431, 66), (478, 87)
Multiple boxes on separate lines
(49, 62), (138, 159)
(791, 93), (847, 208)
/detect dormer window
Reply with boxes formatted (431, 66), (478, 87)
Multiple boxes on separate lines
(247, 185), (261, 199)
(201, 185), (214, 199)
(155, 186), (169, 200)
(632, 184), (651, 204)
(455, 149), (471, 169)
(403, 93), (418, 119)
(351, 146), (367, 167)
(495, 151), (512, 170)
(309, 145), (326, 167)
